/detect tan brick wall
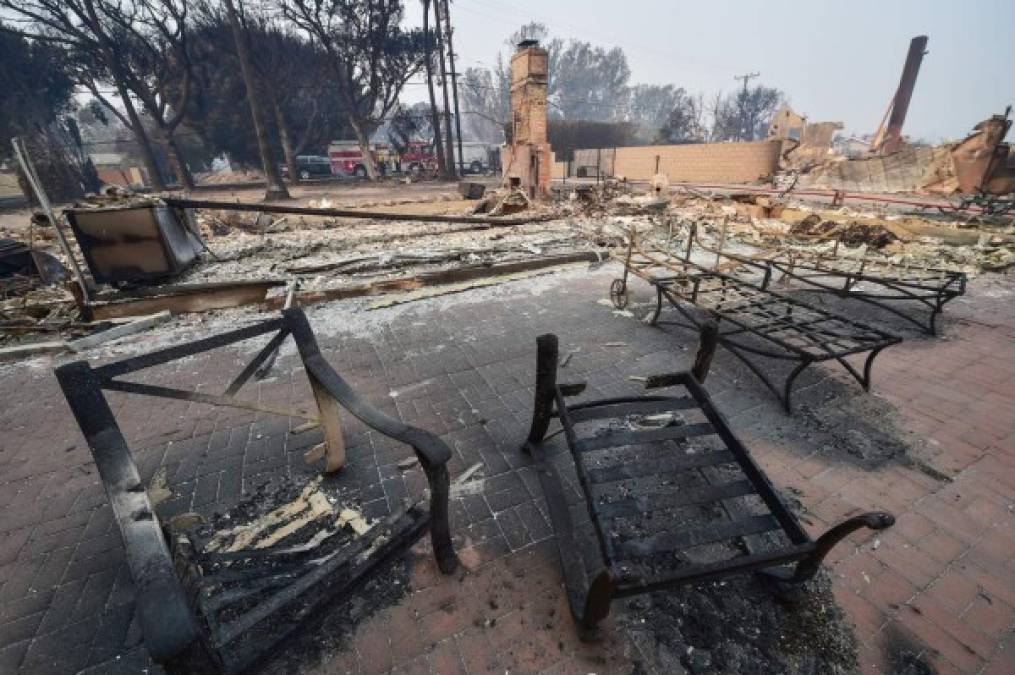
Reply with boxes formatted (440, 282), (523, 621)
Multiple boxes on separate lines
(611, 141), (782, 183)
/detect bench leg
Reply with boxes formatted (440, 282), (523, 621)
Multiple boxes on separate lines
(692, 320), (719, 383)
(758, 511), (894, 598)
(522, 333), (559, 453)
(578, 569), (616, 639)
(422, 459), (458, 574)
(647, 285), (664, 326)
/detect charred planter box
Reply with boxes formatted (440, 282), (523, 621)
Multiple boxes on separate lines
(65, 204), (202, 285)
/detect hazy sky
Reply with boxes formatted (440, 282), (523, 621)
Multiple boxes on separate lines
(404, 0), (1015, 142)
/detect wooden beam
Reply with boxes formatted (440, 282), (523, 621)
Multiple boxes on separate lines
(162, 197), (555, 226)
(86, 281), (284, 321)
(271, 251), (601, 309)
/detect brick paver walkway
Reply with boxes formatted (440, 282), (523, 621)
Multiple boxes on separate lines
(0, 264), (1011, 674)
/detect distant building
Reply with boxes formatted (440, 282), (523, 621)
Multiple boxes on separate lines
(89, 152), (147, 188)
(768, 105), (807, 142)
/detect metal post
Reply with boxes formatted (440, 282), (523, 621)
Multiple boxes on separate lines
(11, 137), (90, 303)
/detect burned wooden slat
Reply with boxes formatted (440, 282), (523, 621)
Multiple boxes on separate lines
(520, 330), (895, 633)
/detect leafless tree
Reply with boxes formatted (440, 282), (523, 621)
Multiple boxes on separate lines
(282, 0), (425, 180)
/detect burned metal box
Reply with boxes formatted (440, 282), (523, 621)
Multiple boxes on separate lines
(65, 204), (202, 285)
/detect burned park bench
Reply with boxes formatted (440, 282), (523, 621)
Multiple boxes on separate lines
(701, 226), (967, 335)
(55, 308), (457, 673)
(611, 228), (901, 412)
(521, 327), (895, 634)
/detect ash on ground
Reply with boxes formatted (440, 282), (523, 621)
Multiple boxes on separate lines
(177, 478), (413, 674)
(622, 572), (859, 675)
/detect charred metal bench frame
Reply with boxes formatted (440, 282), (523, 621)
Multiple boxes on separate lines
(703, 227), (967, 335)
(54, 308), (457, 673)
(611, 230), (902, 413)
(522, 327), (894, 633)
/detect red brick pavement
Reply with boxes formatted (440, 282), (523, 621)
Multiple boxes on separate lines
(0, 267), (1011, 674)
(293, 276), (1015, 675)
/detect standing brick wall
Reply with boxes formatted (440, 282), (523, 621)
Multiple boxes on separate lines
(612, 141), (782, 183)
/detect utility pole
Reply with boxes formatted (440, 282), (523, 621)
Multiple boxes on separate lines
(733, 71), (760, 141)
(433, 0), (457, 179)
(223, 0), (290, 201)
(421, 0), (447, 177)
(443, 0), (465, 176)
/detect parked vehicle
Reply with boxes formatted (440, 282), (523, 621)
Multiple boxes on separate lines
(399, 141), (438, 175)
(456, 142), (498, 174)
(328, 141), (387, 177)
(281, 155), (333, 180)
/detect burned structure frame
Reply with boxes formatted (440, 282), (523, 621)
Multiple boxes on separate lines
(611, 227), (902, 412)
(54, 308), (457, 673)
(521, 327), (894, 633)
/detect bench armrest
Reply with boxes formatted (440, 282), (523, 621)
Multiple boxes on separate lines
(284, 308), (452, 467)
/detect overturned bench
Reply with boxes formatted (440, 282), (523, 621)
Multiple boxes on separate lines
(55, 308), (457, 673)
(521, 326), (894, 634)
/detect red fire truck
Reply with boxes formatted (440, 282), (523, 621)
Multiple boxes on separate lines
(398, 141), (439, 175)
(328, 141), (389, 177)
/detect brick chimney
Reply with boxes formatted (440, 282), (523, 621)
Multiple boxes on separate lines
(505, 40), (552, 200)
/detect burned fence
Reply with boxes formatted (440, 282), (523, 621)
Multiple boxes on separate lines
(54, 308), (457, 673)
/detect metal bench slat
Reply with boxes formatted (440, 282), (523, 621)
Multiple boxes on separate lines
(595, 479), (756, 519)
(586, 449), (735, 484)
(615, 514), (782, 560)
(566, 396), (697, 423)
(576, 422), (715, 454)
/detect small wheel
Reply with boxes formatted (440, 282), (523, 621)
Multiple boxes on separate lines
(470, 160), (483, 174)
(353, 165), (367, 178)
(610, 278), (629, 309)
(299, 169), (311, 180)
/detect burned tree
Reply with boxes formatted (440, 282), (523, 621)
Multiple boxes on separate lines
(283, 0), (425, 180)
